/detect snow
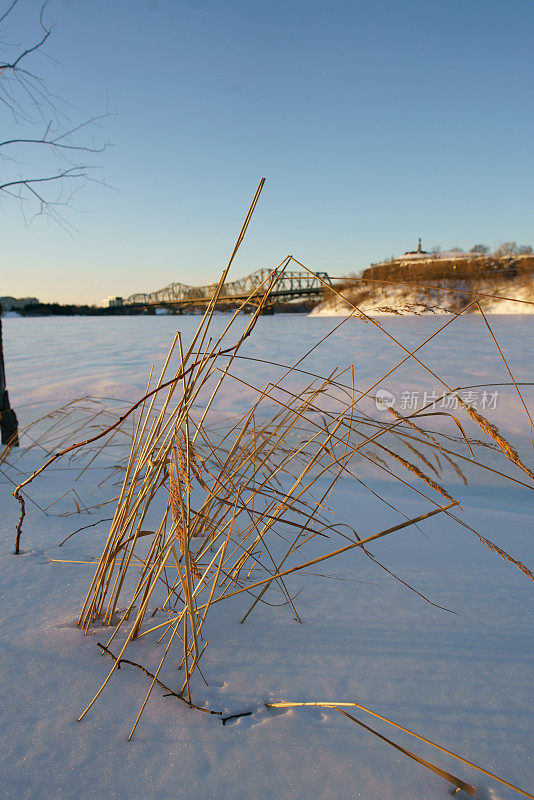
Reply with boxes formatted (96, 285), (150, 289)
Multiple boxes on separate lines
(310, 279), (534, 316)
(1, 314), (533, 800)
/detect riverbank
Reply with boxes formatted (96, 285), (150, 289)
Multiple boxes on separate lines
(311, 276), (534, 316)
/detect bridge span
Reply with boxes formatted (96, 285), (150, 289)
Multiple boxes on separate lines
(114, 268), (333, 312)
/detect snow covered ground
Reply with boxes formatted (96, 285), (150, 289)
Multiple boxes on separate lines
(1, 314), (533, 800)
(310, 278), (534, 316)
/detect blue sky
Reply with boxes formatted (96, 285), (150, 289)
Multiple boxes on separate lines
(1, 0), (533, 303)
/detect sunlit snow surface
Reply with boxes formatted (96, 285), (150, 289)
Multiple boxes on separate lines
(1, 314), (533, 800)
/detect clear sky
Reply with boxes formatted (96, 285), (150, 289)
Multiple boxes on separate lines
(1, 0), (533, 304)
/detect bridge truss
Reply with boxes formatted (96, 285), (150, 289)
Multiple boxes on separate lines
(123, 268), (332, 310)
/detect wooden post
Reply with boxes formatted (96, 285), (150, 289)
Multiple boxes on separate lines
(0, 304), (19, 446)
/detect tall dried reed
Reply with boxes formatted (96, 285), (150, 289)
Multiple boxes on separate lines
(8, 180), (534, 797)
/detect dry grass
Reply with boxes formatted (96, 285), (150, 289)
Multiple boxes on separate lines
(6, 181), (534, 796)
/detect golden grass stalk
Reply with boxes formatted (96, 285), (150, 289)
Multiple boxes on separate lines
(266, 701), (534, 799)
(11, 179), (534, 800)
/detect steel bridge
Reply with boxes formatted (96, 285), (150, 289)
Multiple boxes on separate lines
(121, 268), (332, 311)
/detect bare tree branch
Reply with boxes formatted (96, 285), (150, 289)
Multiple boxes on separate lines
(0, 115), (111, 153)
(0, 0), (109, 228)
(0, 167), (89, 191)
(0, 0), (19, 26)
(0, 1), (52, 71)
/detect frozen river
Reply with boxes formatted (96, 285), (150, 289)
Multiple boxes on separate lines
(4, 312), (533, 424)
(1, 312), (533, 800)
(4, 312), (534, 485)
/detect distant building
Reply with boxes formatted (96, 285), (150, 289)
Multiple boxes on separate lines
(0, 296), (39, 312)
(106, 296), (124, 308)
(407, 237), (426, 255)
(396, 238), (430, 261)
(369, 241), (491, 271)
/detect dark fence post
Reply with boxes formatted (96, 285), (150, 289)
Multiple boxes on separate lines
(0, 303), (19, 446)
